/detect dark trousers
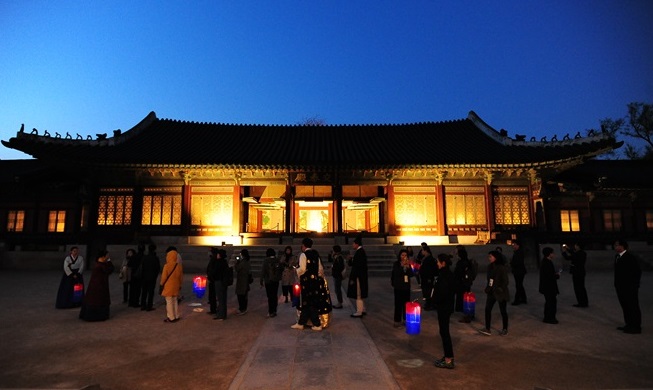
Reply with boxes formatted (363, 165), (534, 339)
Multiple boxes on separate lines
(129, 279), (142, 307)
(512, 272), (527, 304)
(455, 284), (471, 312)
(573, 272), (588, 306)
(140, 279), (156, 310)
(122, 282), (129, 303)
(265, 281), (279, 315)
(485, 295), (508, 330)
(333, 277), (343, 304)
(543, 293), (557, 321)
(437, 309), (454, 358)
(421, 281), (434, 309)
(282, 284), (292, 299)
(616, 286), (641, 330)
(237, 293), (248, 312)
(215, 282), (227, 319)
(207, 281), (217, 313)
(393, 289), (411, 322)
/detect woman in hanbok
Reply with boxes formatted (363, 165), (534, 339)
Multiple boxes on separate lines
(55, 247), (85, 309)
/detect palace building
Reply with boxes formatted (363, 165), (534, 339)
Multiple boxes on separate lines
(1, 111), (651, 263)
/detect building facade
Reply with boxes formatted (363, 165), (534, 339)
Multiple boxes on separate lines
(2, 111), (650, 257)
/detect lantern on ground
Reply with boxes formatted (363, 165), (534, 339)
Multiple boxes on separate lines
(291, 283), (301, 307)
(193, 276), (207, 299)
(405, 301), (421, 335)
(463, 291), (476, 318)
(72, 283), (84, 303)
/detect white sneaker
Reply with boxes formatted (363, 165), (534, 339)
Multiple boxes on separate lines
(290, 323), (305, 330)
(311, 326), (322, 331)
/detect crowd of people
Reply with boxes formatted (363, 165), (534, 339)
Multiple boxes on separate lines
(56, 237), (643, 366)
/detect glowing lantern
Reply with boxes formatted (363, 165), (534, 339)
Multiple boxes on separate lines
(193, 276), (207, 299)
(291, 283), (301, 307)
(405, 301), (421, 335)
(72, 283), (84, 303)
(463, 292), (476, 317)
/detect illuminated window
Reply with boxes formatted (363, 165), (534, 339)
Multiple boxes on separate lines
(394, 194), (437, 226)
(48, 210), (66, 232)
(97, 190), (133, 225)
(494, 195), (530, 225)
(647, 210), (653, 230)
(445, 194), (486, 225)
(191, 194), (233, 226)
(7, 210), (25, 232)
(142, 195), (182, 225)
(560, 210), (580, 232)
(603, 209), (622, 232)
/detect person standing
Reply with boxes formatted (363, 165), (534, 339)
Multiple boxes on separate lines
(140, 243), (160, 311)
(234, 249), (251, 315)
(510, 240), (528, 305)
(614, 239), (642, 334)
(479, 250), (510, 336)
(561, 243), (588, 307)
(453, 245), (472, 318)
(206, 247), (220, 315)
(280, 246), (298, 304)
(79, 249), (114, 321)
(119, 249), (134, 304)
(261, 248), (281, 318)
(291, 237), (326, 331)
(419, 246), (437, 311)
(539, 247), (560, 324)
(330, 245), (346, 309)
(390, 249), (412, 328)
(433, 253), (456, 369)
(128, 244), (145, 308)
(347, 236), (368, 318)
(55, 246), (85, 309)
(213, 248), (230, 321)
(161, 246), (183, 323)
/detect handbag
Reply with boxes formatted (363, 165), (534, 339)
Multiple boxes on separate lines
(159, 263), (178, 295)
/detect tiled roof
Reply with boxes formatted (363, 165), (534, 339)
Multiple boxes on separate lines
(2, 111), (620, 169)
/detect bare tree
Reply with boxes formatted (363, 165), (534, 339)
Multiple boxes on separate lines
(623, 102), (653, 158)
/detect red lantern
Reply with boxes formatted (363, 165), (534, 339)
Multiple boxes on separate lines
(405, 301), (421, 335)
(193, 276), (207, 299)
(291, 283), (301, 307)
(72, 283), (84, 303)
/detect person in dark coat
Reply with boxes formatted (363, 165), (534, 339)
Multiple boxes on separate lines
(213, 248), (230, 321)
(79, 249), (114, 322)
(453, 245), (472, 318)
(539, 247), (560, 324)
(347, 236), (368, 318)
(418, 246), (438, 311)
(128, 243), (145, 308)
(234, 249), (251, 315)
(479, 250), (510, 336)
(390, 249), (413, 327)
(330, 245), (346, 309)
(139, 243), (160, 311)
(260, 248), (281, 318)
(206, 247), (220, 315)
(433, 253), (456, 369)
(55, 246), (85, 309)
(510, 240), (528, 305)
(614, 239), (642, 334)
(562, 243), (588, 307)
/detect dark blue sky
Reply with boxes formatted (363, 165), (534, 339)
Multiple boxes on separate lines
(1, 1), (652, 159)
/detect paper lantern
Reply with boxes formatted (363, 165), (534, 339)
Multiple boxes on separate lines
(405, 301), (421, 335)
(291, 283), (300, 307)
(193, 276), (207, 299)
(72, 283), (84, 303)
(463, 292), (476, 317)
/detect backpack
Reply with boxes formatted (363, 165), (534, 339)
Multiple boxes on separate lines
(468, 258), (479, 282)
(225, 266), (234, 286)
(268, 258), (283, 282)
